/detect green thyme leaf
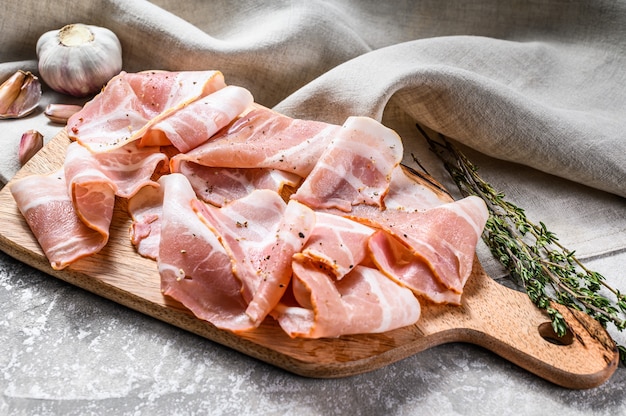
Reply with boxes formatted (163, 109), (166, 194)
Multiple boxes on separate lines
(415, 126), (626, 365)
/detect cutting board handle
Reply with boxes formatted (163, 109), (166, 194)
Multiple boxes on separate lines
(417, 262), (619, 389)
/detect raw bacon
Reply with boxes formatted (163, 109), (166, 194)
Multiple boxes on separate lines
(175, 161), (300, 207)
(368, 230), (462, 305)
(157, 173), (255, 332)
(127, 183), (164, 260)
(273, 259), (421, 339)
(365, 196), (489, 301)
(192, 189), (316, 326)
(170, 107), (339, 178)
(68, 70), (227, 152)
(135, 85), (254, 153)
(63, 142), (118, 236)
(383, 165), (449, 212)
(300, 211), (375, 280)
(292, 116), (403, 212)
(11, 69), (491, 340)
(10, 170), (113, 270)
(64, 140), (167, 199)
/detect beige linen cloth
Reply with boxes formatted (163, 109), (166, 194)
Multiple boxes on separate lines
(1, 1), (625, 333)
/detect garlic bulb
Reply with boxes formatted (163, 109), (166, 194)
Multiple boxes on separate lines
(36, 23), (122, 97)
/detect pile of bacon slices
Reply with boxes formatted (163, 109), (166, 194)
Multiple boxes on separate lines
(10, 70), (488, 338)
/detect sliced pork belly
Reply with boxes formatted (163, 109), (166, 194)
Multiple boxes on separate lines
(192, 190), (316, 325)
(124, 70), (226, 120)
(64, 141), (167, 200)
(11, 170), (112, 270)
(127, 184), (164, 260)
(175, 160), (300, 207)
(383, 165), (449, 211)
(63, 142), (117, 236)
(135, 85), (254, 153)
(300, 211), (375, 280)
(157, 173), (255, 332)
(292, 116), (403, 212)
(170, 107), (339, 178)
(368, 230), (462, 305)
(360, 196), (488, 297)
(68, 70), (226, 152)
(273, 259), (421, 339)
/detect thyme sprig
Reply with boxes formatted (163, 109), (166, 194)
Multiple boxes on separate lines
(416, 127), (626, 364)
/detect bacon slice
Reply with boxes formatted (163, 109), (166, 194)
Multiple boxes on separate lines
(192, 190), (316, 325)
(170, 107), (339, 178)
(127, 184), (164, 260)
(63, 142), (117, 236)
(368, 230), (462, 304)
(64, 141), (167, 199)
(68, 70), (226, 152)
(292, 116), (403, 212)
(135, 85), (254, 153)
(383, 165), (449, 212)
(157, 173), (255, 332)
(175, 161), (300, 207)
(10, 169), (113, 270)
(273, 259), (421, 339)
(300, 211), (375, 280)
(362, 196), (489, 300)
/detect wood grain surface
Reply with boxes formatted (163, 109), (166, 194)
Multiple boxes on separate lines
(0, 130), (619, 389)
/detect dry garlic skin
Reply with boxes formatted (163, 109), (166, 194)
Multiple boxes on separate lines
(0, 70), (42, 119)
(36, 23), (123, 97)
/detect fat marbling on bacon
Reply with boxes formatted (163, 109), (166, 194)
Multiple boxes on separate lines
(67, 70), (227, 152)
(11, 70), (233, 270)
(11, 169), (114, 270)
(292, 116), (403, 212)
(157, 173), (255, 332)
(170, 107), (340, 178)
(176, 162), (301, 207)
(11, 69), (489, 340)
(192, 189), (316, 326)
(273, 260), (422, 339)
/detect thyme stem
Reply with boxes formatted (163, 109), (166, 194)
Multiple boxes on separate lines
(417, 128), (626, 364)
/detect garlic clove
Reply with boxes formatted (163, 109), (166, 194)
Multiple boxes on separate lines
(37, 23), (123, 97)
(44, 103), (83, 124)
(19, 129), (44, 165)
(0, 70), (42, 119)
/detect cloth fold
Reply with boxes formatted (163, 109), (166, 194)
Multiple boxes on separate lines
(1, 0), (625, 276)
(276, 35), (626, 196)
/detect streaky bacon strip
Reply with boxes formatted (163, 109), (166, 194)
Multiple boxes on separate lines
(272, 259), (421, 339)
(10, 169), (113, 270)
(383, 165), (450, 212)
(124, 70), (225, 120)
(170, 107), (339, 178)
(345, 196), (488, 297)
(68, 70), (226, 152)
(368, 230), (462, 305)
(136, 85), (254, 153)
(244, 199), (316, 324)
(63, 141), (117, 236)
(175, 161), (300, 207)
(157, 173), (255, 332)
(292, 116), (403, 212)
(64, 141), (167, 199)
(127, 183), (164, 260)
(192, 190), (316, 326)
(300, 211), (375, 280)
(11, 68), (492, 338)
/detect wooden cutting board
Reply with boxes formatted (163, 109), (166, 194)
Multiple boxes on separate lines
(0, 130), (619, 389)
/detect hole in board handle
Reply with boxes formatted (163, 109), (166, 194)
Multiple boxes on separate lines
(538, 322), (574, 346)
